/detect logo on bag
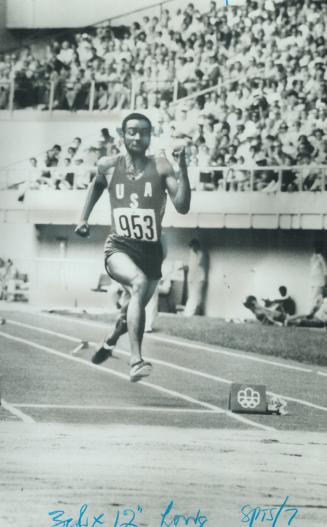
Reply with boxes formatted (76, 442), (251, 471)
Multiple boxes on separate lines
(237, 387), (261, 409)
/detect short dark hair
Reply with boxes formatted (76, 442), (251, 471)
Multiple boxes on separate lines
(243, 295), (257, 308)
(189, 238), (200, 249)
(279, 286), (287, 296)
(122, 113), (152, 133)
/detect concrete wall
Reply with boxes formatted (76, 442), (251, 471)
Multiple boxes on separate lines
(0, 0), (19, 48)
(6, 0), (170, 28)
(163, 228), (319, 319)
(0, 221), (322, 317)
(6, 0), (242, 28)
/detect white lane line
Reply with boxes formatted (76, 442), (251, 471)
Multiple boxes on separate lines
(148, 334), (313, 373)
(317, 371), (327, 378)
(24, 311), (313, 374)
(12, 404), (221, 413)
(0, 330), (272, 431)
(115, 346), (232, 385)
(4, 319), (284, 389)
(1, 398), (35, 423)
(114, 348), (327, 412)
(31, 311), (110, 329)
(7, 319), (80, 342)
(5, 319), (327, 414)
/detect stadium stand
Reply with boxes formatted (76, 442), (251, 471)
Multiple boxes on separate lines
(0, 0), (326, 192)
(0, 0), (327, 316)
(2, 127), (327, 194)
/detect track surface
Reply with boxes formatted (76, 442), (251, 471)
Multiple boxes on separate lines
(0, 308), (327, 527)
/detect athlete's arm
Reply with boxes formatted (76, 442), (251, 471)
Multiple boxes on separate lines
(161, 149), (191, 215)
(75, 156), (111, 237)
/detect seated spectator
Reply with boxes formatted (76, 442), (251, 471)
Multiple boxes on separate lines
(280, 153), (298, 192)
(285, 288), (327, 328)
(57, 41), (74, 66)
(225, 156), (250, 191)
(45, 145), (62, 167)
(107, 81), (130, 110)
(298, 155), (322, 191)
(255, 169), (279, 192)
(67, 146), (77, 160)
(95, 82), (108, 110)
(262, 286), (296, 316)
(56, 157), (75, 189)
(74, 159), (92, 189)
(71, 137), (82, 151)
(243, 295), (285, 326)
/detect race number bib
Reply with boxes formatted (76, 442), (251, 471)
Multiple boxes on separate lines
(113, 208), (158, 241)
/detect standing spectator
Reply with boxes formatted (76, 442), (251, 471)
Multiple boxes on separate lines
(184, 239), (208, 316)
(2, 259), (18, 302)
(309, 241), (327, 310)
(0, 258), (6, 299)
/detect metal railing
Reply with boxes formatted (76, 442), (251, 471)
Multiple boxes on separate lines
(0, 77), (179, 116)
(1, 165), (327, 193)
(0, 71), (243, 117)
(193, 165), (327, 192)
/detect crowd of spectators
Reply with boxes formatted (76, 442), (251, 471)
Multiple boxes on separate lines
(10, 120), (327, 196)
(1, 0), (327, 191)
(16, 128), (123, 194)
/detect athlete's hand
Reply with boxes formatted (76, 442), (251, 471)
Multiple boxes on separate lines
(172, 146), (186, 168)
(74, 221), (90, 238)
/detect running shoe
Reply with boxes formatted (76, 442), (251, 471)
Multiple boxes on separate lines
(91, 342), (113, 364)
(129, 360), (152, 382)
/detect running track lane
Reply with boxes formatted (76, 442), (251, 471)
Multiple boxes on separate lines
(0, 317), (272, 430)
(0, 309), (327, 431)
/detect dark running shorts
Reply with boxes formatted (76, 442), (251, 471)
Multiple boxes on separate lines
(104, 234), (163, 280)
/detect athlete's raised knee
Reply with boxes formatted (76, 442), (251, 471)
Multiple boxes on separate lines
(131, 273), (149, 299)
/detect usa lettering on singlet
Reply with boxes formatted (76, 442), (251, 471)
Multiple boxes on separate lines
(108, 155), (167, 242)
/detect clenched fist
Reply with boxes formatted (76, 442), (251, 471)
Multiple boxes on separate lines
(74, 221), (90, 238)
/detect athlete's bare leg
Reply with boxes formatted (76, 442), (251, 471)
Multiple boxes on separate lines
(102, 288), (130, 347)
(105, 252), (159, 366)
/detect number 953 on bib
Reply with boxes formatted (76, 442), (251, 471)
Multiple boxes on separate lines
(113, 208), (158, 242)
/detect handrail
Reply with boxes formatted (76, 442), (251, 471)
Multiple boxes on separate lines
(170, 82), (220, 106)
(1, 165), (326, 193)
(0, 76), (177, 115)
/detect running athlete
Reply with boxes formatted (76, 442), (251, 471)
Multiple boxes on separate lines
(75, 113), (191, 382)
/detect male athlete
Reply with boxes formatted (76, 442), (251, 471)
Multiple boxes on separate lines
(75, 113), (191, 382)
